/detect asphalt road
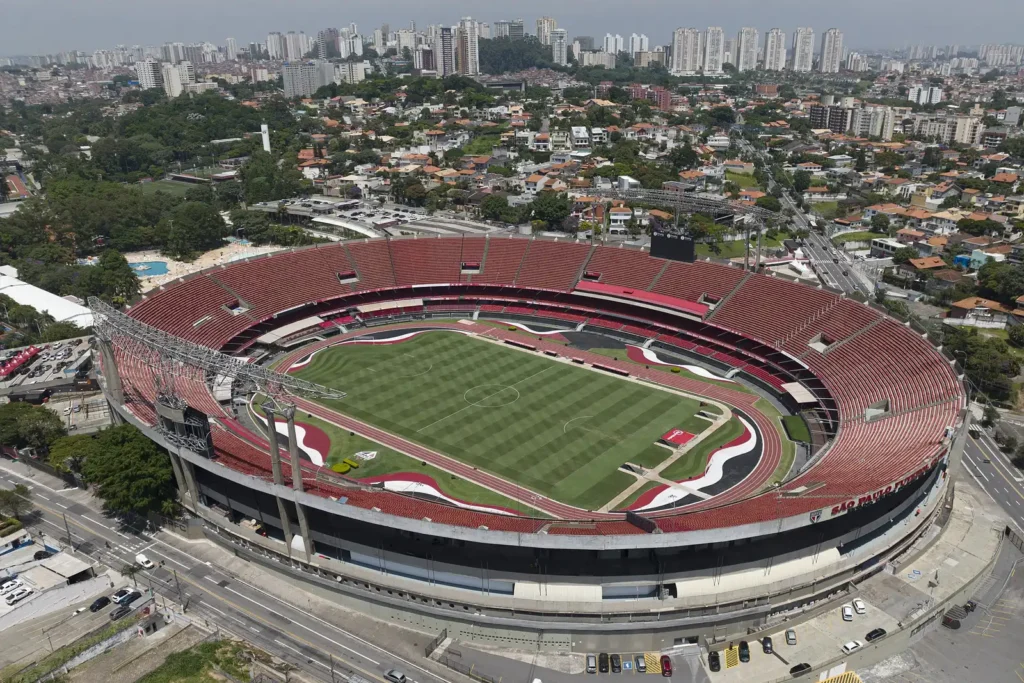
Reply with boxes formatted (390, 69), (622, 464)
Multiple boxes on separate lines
(0, 462), (457, 683)
(959, 431), (1024, 533)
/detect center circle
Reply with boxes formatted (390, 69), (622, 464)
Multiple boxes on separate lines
(464, 384), (520, 408)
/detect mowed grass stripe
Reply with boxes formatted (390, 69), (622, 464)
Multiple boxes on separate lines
(296, 332), (706, 509)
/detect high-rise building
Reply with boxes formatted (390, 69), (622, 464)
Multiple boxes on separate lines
(670, 27), (703, 75)
(734, 27), (758, 71)
(603, 34), (624, 54)
(908, 85), (944, 105)
(536, 17), (557, 46)
(792, 27), (815, 72)
(317, 28), (339, 59)
(136, 58), (162, 89)
(434, 27), (456, 76)
(284, 32), (306, 61)
(509, 19), (525, 41)
(161, 62), (182, 97)
(372, 29), (384, 51)
(629, 34), (649, 56)
(396, 29), (417, 55)
(703, 27), (725, 74)
(551, 28), (569, 66)
(819, 28), (844, 73)
(456, 17), (480, 75)
(479, 23), (491, 39)
(225, 38), (237, 61)
(494, 21), (510, 39)
(266, 32), (284, 60)
(282, 61), (318, 98)
(764, 28), (786, 71)
(574, 36), (595, 51)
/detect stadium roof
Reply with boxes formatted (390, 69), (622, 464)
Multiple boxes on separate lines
(0, 268), (93, 328)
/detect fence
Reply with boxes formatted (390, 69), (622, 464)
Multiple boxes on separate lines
(423, 628), (447, 658)
(1007, 525), (1024, 554)
(436, 649), (500, 683)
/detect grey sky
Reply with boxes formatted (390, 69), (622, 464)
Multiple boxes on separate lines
(3, 0), (1021, 56)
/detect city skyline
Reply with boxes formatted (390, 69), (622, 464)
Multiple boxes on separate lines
(2, 0), (1022, 56)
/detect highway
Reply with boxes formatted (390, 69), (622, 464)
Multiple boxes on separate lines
(959, 430), (1024, 532)
(0, 461), (456, 683)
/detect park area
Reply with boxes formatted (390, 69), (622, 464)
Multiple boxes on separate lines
(292, 331), (730, 511)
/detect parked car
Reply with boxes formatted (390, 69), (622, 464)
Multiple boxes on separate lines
(135, 553), (155, 569)
(90, 596), (111, 612)
(660, 655), (672, 677)
(708, 651), (720, 672)
(841, 640), (864, 655)
(634, 655), (645, 673)
(384, 670), (406, 683)
(0, 579), (23, 596)
(762, 636), (773, 654)
(586, 655), (596, 674)
(5, 586), (33, 605)
(852, 598), (866, 615)
(111, 588), (133, 604)
(785, 629), (797, 646)
(739, 641), (750, 662)
(865, 628), (887, 642)
(610, 654), (621, 673)
(109, 605), (132, 621)
(598, 653), (609, 673)
(121, 590), (142, 606)
(842, 604), (854, 621)
(790, 663), (812, 676)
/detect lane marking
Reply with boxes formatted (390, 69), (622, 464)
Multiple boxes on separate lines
(56, 503), (68, 509)
(36, 494), (48, 501)
(276, 640), (331, 669)
(81, 515), (107, 529)
(148, 548), (190, 570)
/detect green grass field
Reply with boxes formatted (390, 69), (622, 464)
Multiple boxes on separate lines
(139, 179), (193, 197)
(295, 332), (709, 510)
(695, 236), (784, 259)
(725, 171), (760, 189)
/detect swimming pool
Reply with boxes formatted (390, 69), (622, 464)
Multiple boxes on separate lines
(129, 261), (169, 277)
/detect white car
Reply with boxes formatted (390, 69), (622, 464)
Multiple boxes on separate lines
(135, 553), (155, 569)
(0, 579), (22, 596)
(4, 586), (32, 605)
(111, 587), (133, 604)
(841, 640), (863, 655)
(852, 598), (866, 615)
(842, 604), (854, 621)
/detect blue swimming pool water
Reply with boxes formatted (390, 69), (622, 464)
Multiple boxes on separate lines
(129, 261), (169, 276)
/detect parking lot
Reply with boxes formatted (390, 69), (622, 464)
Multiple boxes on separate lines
(45, 394), (111, 433)
(0, 337), (91, 389)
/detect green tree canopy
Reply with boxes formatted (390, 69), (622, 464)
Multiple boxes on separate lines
(0, 402), (65, 453)
(870, 213), (891, 233)
(977, 261), (1024, 305)
(529, 191), (571, 229)
(80, 424), (177, 517)
(162, 201), (228, 260)
(891, 247), (920, 265)
(792, 170), (812, 194)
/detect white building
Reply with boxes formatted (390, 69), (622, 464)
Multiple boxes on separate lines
(629, 33), (649, 56)
(909, 85), (944, 105)
(136, 57), (162, 90)
(457, 17), (480, 75)
(763, 29), (785, 71)
(571, 126), (591, 148)
(225, 37), (237, 61)
(734, 27), (758, 71)
(703, 27), (725, 75)
(282, 62), (318, 98)
(819, 28), (844, 73)
(338, 61), (369, 84)
(536, 17), (557, 46)
(396, 29), (418, 54)
(603, 34), (624, 54)
(670, 28), (703, 75)
(551, 29), (569, 66)
(792, 27), (815, 72)
(266, 32), (284, 60)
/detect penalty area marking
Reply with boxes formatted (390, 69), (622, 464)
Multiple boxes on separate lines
(562, 414), (619, 441)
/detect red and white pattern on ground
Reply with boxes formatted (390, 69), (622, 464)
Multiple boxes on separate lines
(626, 415), (758, 512)
(625, 345), (735, 383)
(286, 328), (472, 372)
(278, 321), (782, 521)
(499, 321), (570, 342)
(250, 405), (332, 467)
(356, 472), (522, 516)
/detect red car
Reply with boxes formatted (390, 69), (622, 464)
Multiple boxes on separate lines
(660, 655), (672, 677)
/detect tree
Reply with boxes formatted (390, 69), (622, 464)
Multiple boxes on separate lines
(870, 213), (891, 233)
(957, 217), (1002, 237)
(977, 261), (1024, 306)
(792, 170), (812, 194)
(479, 194), (509, 221)
(48, 433), (103, 474)
(667, 144), (698, 171)
(529, 192), (571, 229)
(121, 563), (142, 587)
(161, 202), (228, 260)
(755, 196), (782, 212)
(982, 404), (1000, 427)
(0, 484), (32, 519)
(80, 425), (178, 517)
(0, 402), (65, 453)
(1010, 325), (1024, 349)
(891, 247), (919, 265)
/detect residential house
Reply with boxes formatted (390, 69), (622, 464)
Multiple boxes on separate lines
(723, 159), (755, 174)
(947, 296), (1015, 329)
(609, 206), (633, 228)
(803, 186), (848, 203)
(571, 126), (591, 148)
(900, 256), (947, 279)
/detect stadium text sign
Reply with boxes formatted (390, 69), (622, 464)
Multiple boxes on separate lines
(829, 460), (936, 518)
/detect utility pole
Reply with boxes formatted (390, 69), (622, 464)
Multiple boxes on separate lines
(172, 569), (184, 607)
(63, 513), (74, 551)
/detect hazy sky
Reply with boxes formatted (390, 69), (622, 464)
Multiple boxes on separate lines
(3, 0), (1022, 55)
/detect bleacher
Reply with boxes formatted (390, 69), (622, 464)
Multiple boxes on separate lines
(514, 241), (592, 291)
(390, 237), (463, 285)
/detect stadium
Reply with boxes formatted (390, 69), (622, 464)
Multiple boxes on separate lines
(90, 229), (968, 651)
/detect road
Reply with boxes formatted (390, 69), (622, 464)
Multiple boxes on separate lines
(959, 431), (1024, 532)
(0, 461), (457, 683)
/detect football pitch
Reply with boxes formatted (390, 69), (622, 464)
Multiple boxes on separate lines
(294, 332), (716, 510)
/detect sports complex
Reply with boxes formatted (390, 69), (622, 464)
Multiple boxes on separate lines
(90, 223), (970, 652)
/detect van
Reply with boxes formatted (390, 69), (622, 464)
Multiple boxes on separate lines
(586, 655), (597, 674)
